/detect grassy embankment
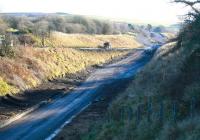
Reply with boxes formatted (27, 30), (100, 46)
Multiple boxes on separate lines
(0, 33), (141, 96)
(83, 38), (200, 139)
(33, 32), (142, 48)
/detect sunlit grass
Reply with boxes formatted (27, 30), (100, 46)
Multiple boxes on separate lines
(0, 47), (128, 95)
(34, 32), (142, 48)
(0, 32), (142, 95)
(0, 77), (18, 96)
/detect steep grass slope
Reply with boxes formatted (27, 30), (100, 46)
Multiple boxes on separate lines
(0, 47), (128, 96)
(83, 41), (200, 140)
(0, 30), (145, 96)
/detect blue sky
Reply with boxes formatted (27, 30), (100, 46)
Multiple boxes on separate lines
(0, 0), (187, 25)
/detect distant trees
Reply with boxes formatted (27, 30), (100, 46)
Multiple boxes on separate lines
(102, 22), (113, 34)
(17, 17), (34, 33)
(147, 24), (152, 32)
(0, 14), (145, 50)
(128, 24), (135, 30)
(153, 26), (166, 33)
(33, 20), (49, 47)
(0, 15), (136, 36)
(65, 23), (86, 33)
(0, 18), (8, 34)
(113, 23), (130, 34)
(48, 16), (66, 32)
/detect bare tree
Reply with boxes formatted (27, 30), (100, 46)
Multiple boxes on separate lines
(18, 35), (35, 47)
(0, 19), (8, 34)
(174, 0), (200, 14)
(17, 16), (33, 33)
(33, 20), (49, 47)
(147, 24), (152, 32)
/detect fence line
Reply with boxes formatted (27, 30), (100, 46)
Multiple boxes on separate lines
(106, 97), (198, 126)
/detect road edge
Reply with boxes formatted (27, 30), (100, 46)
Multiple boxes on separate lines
(0, 101), (48, 129)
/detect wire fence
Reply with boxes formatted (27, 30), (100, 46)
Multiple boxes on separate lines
(106, 97), (198, 126)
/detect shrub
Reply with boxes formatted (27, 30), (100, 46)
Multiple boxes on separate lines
(0, 34), (15, 57)
(0, 77), (16, 95)
(18, 34), (35, 46)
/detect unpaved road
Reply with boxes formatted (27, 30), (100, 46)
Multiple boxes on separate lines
(0, 46), (158, 140)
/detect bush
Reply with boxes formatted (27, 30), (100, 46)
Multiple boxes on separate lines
(0, 77), (15, 95)
(18, 34), (35, 46)
(0, 45), (14, 57)
(0, 34), (15, 57)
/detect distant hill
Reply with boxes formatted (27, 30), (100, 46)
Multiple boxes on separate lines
(0, 12), (70, 17)
(168, 23), (182, 32)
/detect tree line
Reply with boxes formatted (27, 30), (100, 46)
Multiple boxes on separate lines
(0, 15), (133, 35)
(0, 14), (170, 56)
(0, 14), (134, 56)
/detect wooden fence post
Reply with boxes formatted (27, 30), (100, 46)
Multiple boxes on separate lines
(147, 97), (152, 123)
(136, 105), (141, 125)
(120, 107), (125, 121)
(172, 100), (177, 123)
(159, 100), (164, 123)
(107, 111), (112, 123)
(127, 107), (133, 121)
(190, 97), (196, 118)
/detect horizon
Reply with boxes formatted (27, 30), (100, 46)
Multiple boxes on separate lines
(0, 0), (188, 25)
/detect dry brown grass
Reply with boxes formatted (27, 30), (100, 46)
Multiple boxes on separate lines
(45, 32), (142, 48)
(0, 47), (128, 96)
(119, 42), (188, 100)
(0, 33), (142, 96)
(83, 42), (200, 140)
